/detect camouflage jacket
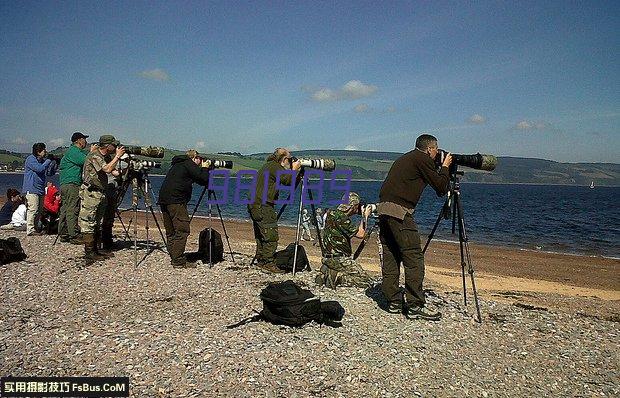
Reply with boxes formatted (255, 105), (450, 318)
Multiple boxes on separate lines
(322, 209), (358, 257)
(82, 151), (110, 191)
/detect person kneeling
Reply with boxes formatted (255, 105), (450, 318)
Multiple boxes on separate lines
(316, 192), (374, 289)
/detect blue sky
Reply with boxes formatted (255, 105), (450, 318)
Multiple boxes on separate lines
(0, 1), (618, 162)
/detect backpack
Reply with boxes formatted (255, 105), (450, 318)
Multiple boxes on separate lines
(227, 280), (345, 328)
(0, 237), (27, 265)
(198, 228), (224, 264)
(275, 243), (310, 272)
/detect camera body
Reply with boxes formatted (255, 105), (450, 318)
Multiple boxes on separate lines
(435, 150), (497, 171)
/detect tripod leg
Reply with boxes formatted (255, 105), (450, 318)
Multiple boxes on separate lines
(133, 205), (138, 268)
(307, 189), (324, 254)
(211, 191), (236, 265)
(455, 193), (482, 323)
(454, 193), (467, 305)
(292, 179), (304, 276)
(148, 205), (167, 248)
(190, 185), (208, 222)
(423, 196), (450, 254)
(115, 210), (131, 241)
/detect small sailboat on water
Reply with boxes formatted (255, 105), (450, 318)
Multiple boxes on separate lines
(590, 181), (595, 189)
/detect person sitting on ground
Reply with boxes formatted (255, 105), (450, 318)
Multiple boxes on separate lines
(42, 184), (61, 234)
(0, 188), (21, 226)
(316, 192), (374, 289)
(1, 196), (27, 231)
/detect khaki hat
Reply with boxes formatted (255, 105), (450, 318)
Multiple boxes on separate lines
(99, 135), (120, 146)
(337, 192), (361, 212)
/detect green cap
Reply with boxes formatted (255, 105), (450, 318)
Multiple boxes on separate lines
(337, 192), (360, 212)
(99, 135), (120, 146)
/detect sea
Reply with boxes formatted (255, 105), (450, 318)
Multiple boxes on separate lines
(2, 172), (618, 259)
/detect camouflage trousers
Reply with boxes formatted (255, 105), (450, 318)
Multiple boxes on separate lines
(79, 186), (106, 234)
(248, 204), (279, 265)
(317, 257), (373, 289)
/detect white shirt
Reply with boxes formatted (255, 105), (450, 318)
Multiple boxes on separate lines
(11, 204), (27, 226)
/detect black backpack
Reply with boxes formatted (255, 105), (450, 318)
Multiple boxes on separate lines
(0, 237), (27, 265)
(275, 243), (310, 272)
(227, 280), (345, 328)
(198, 228), (224, 264)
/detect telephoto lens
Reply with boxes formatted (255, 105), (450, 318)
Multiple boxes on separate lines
(124, 146), (165, 159)
(296, 158), (336, 171)
(201, 159), (234, 169)
(436, 149), (497, 171)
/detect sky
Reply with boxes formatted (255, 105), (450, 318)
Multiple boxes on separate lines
(0, 1), (618, 162)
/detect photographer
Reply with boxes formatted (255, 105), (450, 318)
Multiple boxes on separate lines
(58, 132), (91, 243)
(79, 135), (125, 262)
(248, 147), (301, 273)
(22, 143), (58, 236)
(316, 192), (374, 289)
(157, 149), (210, 268)
(378, 134), (452, 321)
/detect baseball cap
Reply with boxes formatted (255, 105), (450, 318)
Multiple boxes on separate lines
(71, 132), (89, 142)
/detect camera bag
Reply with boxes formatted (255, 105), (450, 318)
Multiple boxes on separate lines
(275, 243), (310, 272)
(198, 228), (224, 264)
(0, 237), (27, 265)
(226, 280), (345, 328)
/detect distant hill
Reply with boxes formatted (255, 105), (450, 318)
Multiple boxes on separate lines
(1, 147), (618, 186)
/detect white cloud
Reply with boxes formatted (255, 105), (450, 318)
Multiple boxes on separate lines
(307, 80), (378, 102)
(289, 144), (301, 151)
(48, 137), (64, 148)
(354, 104), (370, 113)
(196, 141), (206, 148)
(129, 139), (141, 145)
(344, 145), (359, 151)
(139, 68), (169, 81)
(341, 80), (378, 100)
(468, 114), (486, 124)
(311, 88), (338, 102)
(386, 106), (396, 113)
(516, 120), (533, 130)
(514, 120), (560, 133)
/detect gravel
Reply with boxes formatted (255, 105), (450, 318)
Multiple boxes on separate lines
(1, 231), (618, 397)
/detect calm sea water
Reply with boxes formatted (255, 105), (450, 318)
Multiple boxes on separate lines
(2, 172), (618, 258)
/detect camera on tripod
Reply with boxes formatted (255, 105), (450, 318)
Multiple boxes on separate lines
(201, 159), (234, 169)
(435, 150), (497, 172)
(291, 157), (336, 171)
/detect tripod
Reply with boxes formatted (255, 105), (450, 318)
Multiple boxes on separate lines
(423, 167), (482, 323)
(117, 169), (168, 267)
(189, 186), (236, 266)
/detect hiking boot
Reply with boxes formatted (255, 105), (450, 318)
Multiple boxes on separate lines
(386, 301), (403, 314)
(69, 234), (83, 245)
(172, 259), (196, 269)
(405, 306), (442, 321)
(83, 233), (107, 262)
(258, 262), (286, 274)
(59, 235), (71, 243)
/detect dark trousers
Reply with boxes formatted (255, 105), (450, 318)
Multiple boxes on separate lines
(101, 185), (117, 244)
(58, 183), (81, 238)
(160, 203), (190, 265)
(379, 214), (426, 307)
(248, 204), (279, 264)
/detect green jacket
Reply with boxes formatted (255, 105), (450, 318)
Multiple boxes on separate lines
(59, 144), (88, 185)
(253, 160), (294, 205)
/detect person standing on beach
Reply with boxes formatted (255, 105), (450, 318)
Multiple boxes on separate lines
(316, 192), (374, 289)
(378, 133), (452, 321)
(79, 135), (125, 263)
(22, 143), (58, 236)
(157, 149), (211, 268)
(248, 148), (301, 273)
(58, 132), (90, 243)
